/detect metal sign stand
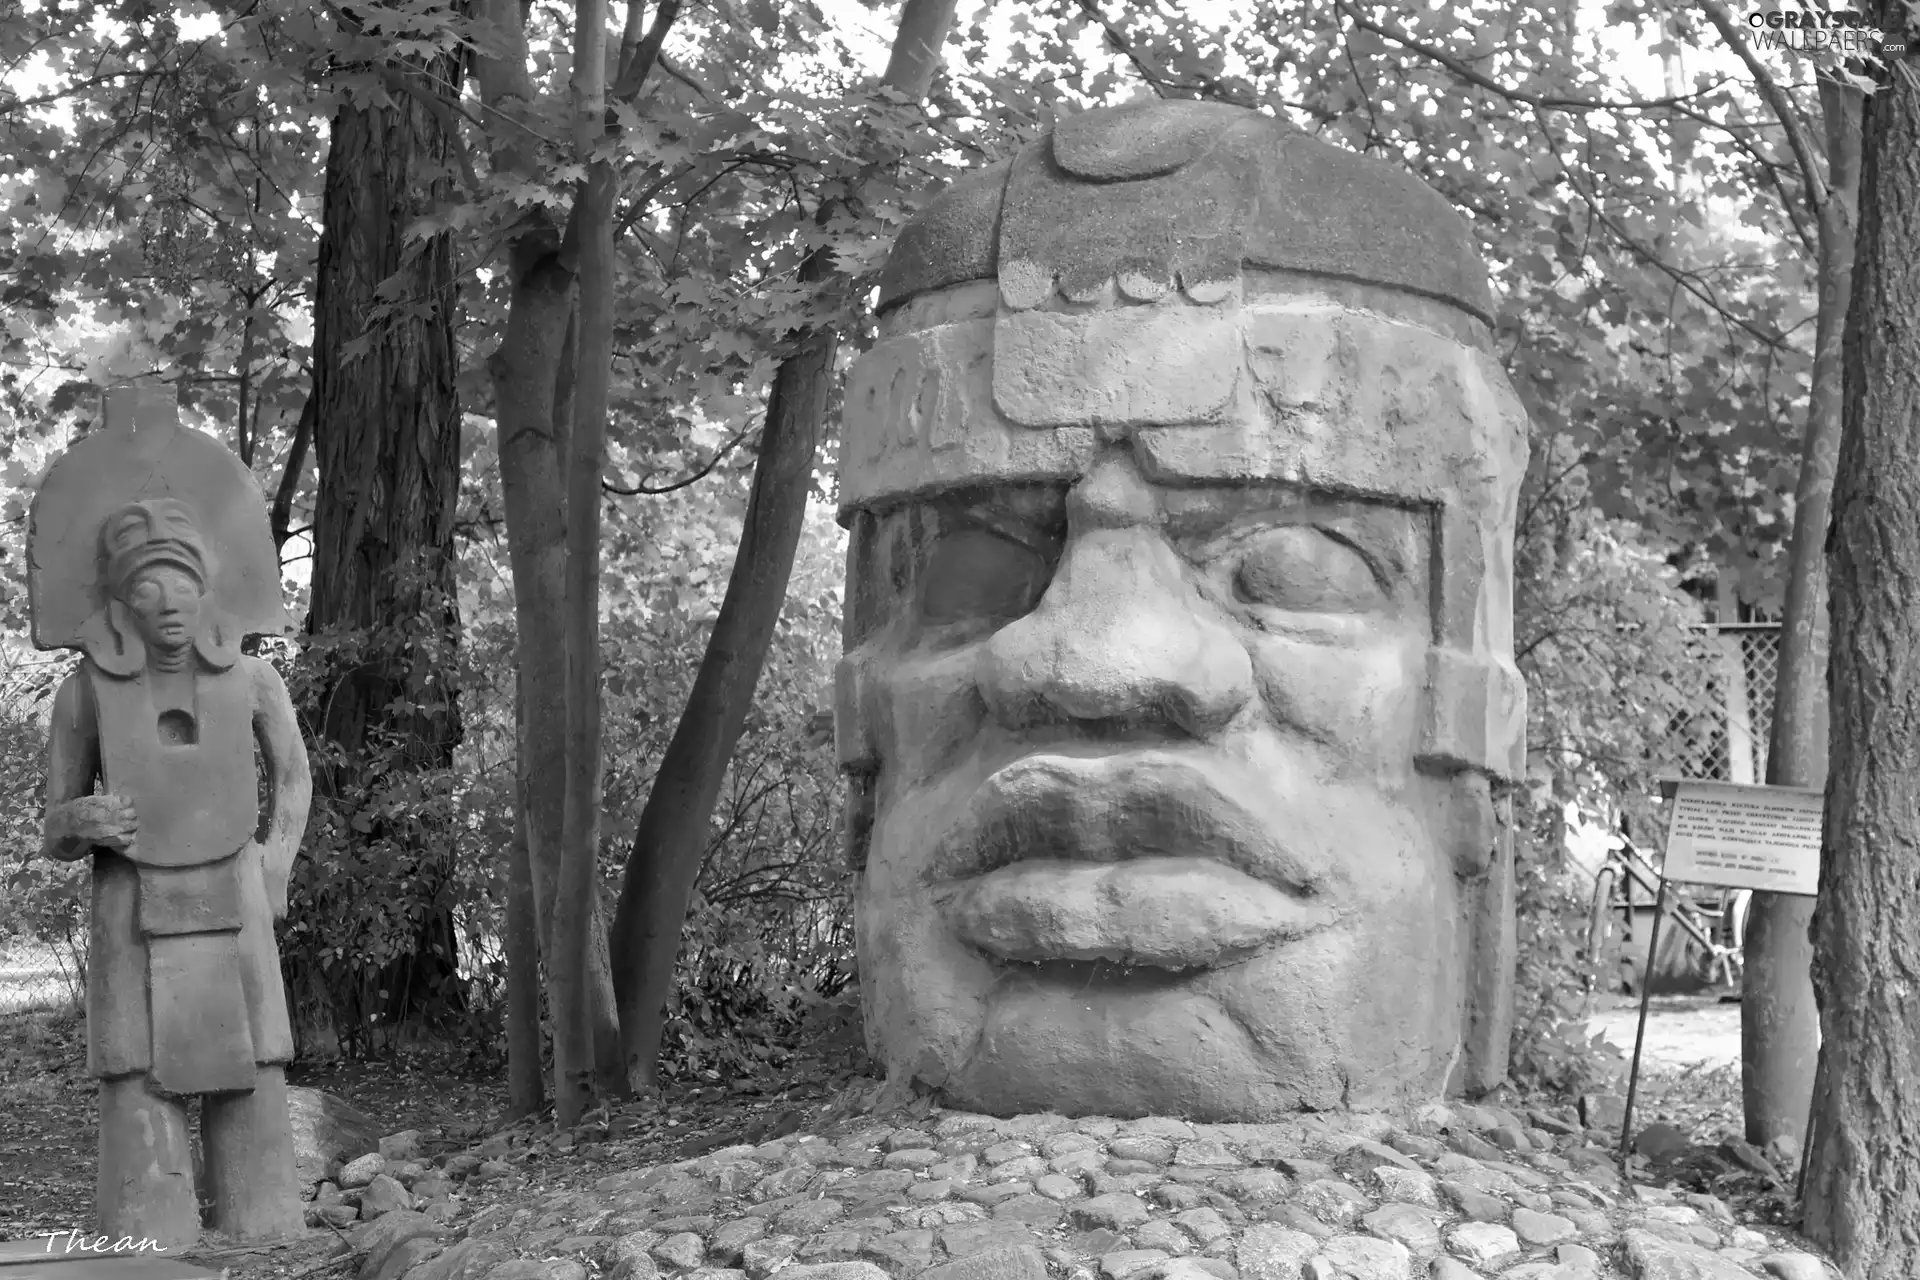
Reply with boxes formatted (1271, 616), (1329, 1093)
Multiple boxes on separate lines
(1617, 874), (1670, 1155)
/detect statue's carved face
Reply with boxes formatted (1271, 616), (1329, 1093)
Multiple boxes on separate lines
(841, 292), (1525, 1119)
(122, 565), (204, 652)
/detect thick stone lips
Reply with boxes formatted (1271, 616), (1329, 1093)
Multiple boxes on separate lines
(948, 857), (1337, 972)
(926, 751), (1339, 972)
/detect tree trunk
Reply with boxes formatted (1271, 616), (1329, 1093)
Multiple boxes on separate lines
(270, 395), (313, 556)
(506, 717), (545, 1118)
(1744, 76), (1863, 1149)
(302, 27), (467, 1034)
(474, 0), (627, 1100)
(607, 0), (961, 1086)
(609, 293), (839, 1084)
(1803, 26), (1920, 1274)
(550, 0), (615, 1127)
(883, 0), (960, 93)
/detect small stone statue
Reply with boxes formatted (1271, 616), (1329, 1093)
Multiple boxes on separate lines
(835, 101), (1530, 1119)
(30, 384), (309, 1248)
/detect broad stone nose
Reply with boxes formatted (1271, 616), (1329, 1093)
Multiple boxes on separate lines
(976, 455), (1253, 737)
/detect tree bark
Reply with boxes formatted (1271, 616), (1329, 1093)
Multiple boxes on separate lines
(1803, 26), (1920, 1274)
(506, 711), (546, 1118)
(302, 21), (467, 1032)
(549, 0), (615, 1127)
(1744, 75), (1863, 1149)
(270, 395), (314, 556)
(608, 0), (961, 1085)
(883, 0), (960, 95)
(473, 0), (629, 1100)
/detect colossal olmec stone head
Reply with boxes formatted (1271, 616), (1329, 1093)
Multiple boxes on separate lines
(835, 100), (1528, 1119)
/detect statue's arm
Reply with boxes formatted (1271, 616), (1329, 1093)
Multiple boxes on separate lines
(250, 657), (311, 920)
(40, 671), (101, 862)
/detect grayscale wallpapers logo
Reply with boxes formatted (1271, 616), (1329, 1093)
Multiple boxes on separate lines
(1745, 9), (1907, 55)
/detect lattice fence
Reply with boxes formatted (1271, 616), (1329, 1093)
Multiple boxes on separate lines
(1650, 624), (1781, 784)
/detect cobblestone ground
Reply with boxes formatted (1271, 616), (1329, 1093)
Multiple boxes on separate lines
(308, 1096), (1839, 1280)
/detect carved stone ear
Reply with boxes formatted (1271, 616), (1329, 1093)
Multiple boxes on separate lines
(1444, 770), (1498, 879)
(78, 602), (145, 677)
(195, 610), (241, 671)
(1453, 784), (1516, 1098)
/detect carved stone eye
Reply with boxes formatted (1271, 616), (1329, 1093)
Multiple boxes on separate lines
(1232, 525), (1386, 613)
(920, 528), (1051, 625)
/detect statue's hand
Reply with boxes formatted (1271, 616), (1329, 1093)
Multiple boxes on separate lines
(63, 794), (138, 853)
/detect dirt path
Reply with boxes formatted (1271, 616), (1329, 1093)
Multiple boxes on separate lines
(1589, 994), (1744, 1070)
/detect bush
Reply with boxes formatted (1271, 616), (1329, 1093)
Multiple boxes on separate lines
(0, 649), (89, 1004)
(1509, 483), (1709, 1096)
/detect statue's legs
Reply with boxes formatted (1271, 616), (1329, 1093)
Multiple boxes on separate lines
(202, 1065), (301, 1237)
(97, 1073), (198, 1250)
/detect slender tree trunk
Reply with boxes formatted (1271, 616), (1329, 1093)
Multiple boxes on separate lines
(270, 395), (314, 556)
(302, 23), (467, 1035)
(1803, 25), (1920, 1273)
(550, 0), (615, 1127)
(608, 0), (962, 1085)
(883, 0), (959, 90)
(1744, 76), (1863, 1149)
(506, 715), (545, 1117)
(609, 292), (839, 1083)
(473, 0), (628, 1101)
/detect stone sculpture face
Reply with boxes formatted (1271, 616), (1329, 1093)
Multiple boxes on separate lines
(121, 565), (204, 649)
(836, 101), (1529, 1119)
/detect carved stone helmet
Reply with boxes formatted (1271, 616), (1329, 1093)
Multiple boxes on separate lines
(877, 98), (1494, 324)
(102, 499), (216, 599)
(840, 99), (1527, 787)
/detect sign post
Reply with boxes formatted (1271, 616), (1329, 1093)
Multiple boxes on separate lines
(1616, 779), (1824, 1158)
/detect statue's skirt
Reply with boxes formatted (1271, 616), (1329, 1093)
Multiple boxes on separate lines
(87, 844), (293, 1094)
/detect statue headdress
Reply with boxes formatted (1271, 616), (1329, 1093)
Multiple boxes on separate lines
(27, 384), (291, 676)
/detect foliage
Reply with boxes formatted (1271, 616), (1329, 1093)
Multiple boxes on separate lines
(1504, 452), (1713, 1094)
(0, 649), (81, 965)
(1508, 785), (1628, 1097)
(270, 597), (501, 1056)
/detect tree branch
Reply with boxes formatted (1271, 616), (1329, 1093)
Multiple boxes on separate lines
(1695, 0), (1829, 211)
(612, 0), (682, 106)
(1073, 0), (1172, 97)
(1537, 119), (1791, 351)
(1335, 1), (1729, 113)
(602, 424), (754, 495)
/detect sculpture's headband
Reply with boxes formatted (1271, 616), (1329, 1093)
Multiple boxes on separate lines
(102, 499), (213, 599)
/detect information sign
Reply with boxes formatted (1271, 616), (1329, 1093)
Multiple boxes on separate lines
(1661, 780), (1824, 896)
